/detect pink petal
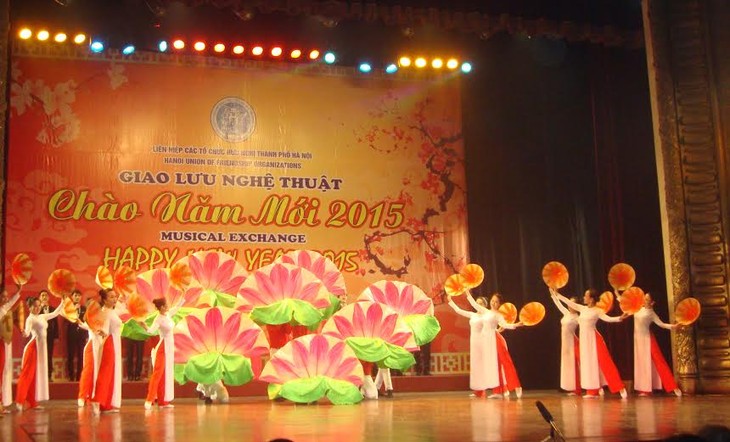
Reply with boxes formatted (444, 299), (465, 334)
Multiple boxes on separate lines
(151, 269), (170, 300)
(352, 304), (367, 336)
(389, 331), (413, 348)
(202, 308), (225, 351)
(217, 311), (242, 353)
(254, 272), (279, 303)
(365, 304), (384, 337)
(400, 285), (415, 313)
(219, 275), (246, 296)
(227, 328), (263, 356)
(173, 334), (202, 363)
(212, 259), (236, 289)
(385, 282), (401, 310)
(188, 256), (206, 283)
(379, 311), (398, 339)
(332, 316), (354, 338)
(136, 278), (155, 302)
(261, 357), (300, 383)
(203, 252), (221, 286)
(412, 299), (431, 315)
(291, 339), (310, 376)
(309, 335), (329, 375)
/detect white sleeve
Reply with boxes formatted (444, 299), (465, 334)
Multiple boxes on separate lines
(448, 300), (474, 319)
(652, 311), (674, 330)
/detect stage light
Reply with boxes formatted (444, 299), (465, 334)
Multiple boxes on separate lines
(323, 52), (336, 64)
(398, 56), (411, 67)
(73, 33), (86, 44)
(446, 58), (459, 69)
(432, 58), (443, 69)
(158, 41), (168, 52)
(18, 28), (32, 39)
(193, 41), (205, 51)
(172, 39), (185, 50)
(359, 63), (372, 73)
(271, 47), (282, 57)
(252, 46), (263, 56)
(309, 50), (320, 60)
(232, 45), (244, 55)
(290, 49), (302, 59)
(122, 44), (135, 55)
(415, 57), (427, 68)
(90, 40), (104, 53)
(461, 62), (473, 73)
(54, 32), (67, 43)
(37, 30), (50, 41)
(214, 43), (225, 53)
(385, 64), (398, 74)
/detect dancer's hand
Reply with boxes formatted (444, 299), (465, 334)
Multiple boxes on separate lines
(619, 313), (630, 321)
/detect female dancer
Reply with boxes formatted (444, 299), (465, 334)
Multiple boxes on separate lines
(91, 289), (123, 414)
(448, 292), (522, 399)
(0, 285), (22, 413)
(630, 292), (682, 396)
(15, 296), (63, 410)
(143, 297), (184, 409)
(76, 299), (102, 407)
(552, 288), (628, 398)
(549, 292), (581, 395)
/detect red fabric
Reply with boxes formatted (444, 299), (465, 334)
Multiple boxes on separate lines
(92, 337), (116, 410)
(291, 325), (311, 339)
(78, 341), (94, 401)
(266, 324), (292, 349)
(0, 343), (4, 391)
(495, 333), (521, 391)
(574, 335), (582, 394)
(473, 390), (485, 398)
(16, 340), (38, 408)
(360, 361), (374, 376)
(146, 344), (167, 404)
(649, 333), (678, 392)
(594, 331), (624, 393)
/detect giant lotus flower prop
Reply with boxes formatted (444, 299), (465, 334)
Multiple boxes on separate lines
(322, 301), (418, 370)
(238, 262), (331, 327)
(174, 306), (269, 386)
(260, 334), (364, 404)
(279, 250), (346, 322)
(176, 251), (247, 308)
(358, 280), (440, 346)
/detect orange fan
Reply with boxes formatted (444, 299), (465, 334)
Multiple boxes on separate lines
(460, 264), (484, 289)
(542, 261), (569, 289)
(113, 266), (136, 297)
(60, 297), (79, 323)
(170, 262), (193, 290)
(519, 302), (546, 326)
(126, 293), (154, 321)
(675, 297), (701, 326)
(84, 301), (107, 333)
(499, 302), (518, 324)
(95, 266), (113, 289)
(48, 269), (76, 298)
(608, 263), (636, 291)
(619, 286), (645, 314)
(596, 291), (614, 313)
(444, 274), (467, 297)
(11, 253), (33, 286)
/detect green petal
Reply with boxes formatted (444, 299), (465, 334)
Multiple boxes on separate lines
(121, 319), (156, 341)
(204, 290), (238, 308)
(250, 299), (323, 327)
(325, 378), (363, 405)
(267, 383), (283, 400)
(383, 343), (416, 371)
(278, 377), (328, 403)
(219, 354), (254, 386)
(403, 314), (441, 346)
(183, 353), (223, 385)
(172, 307), (196, 323)
(174, 363), (188, 385)
(344, 337), (390, 362)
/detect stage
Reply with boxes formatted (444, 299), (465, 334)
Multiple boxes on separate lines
(2, 390), (728, 441)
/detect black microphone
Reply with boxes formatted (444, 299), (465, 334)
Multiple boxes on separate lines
(535, 401), (565, 441)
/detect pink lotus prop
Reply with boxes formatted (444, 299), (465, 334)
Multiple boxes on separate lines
(120, 268), (187, 341)
(176, 251), (248, 308)
(260, 334), (364, 404)
(279, 250), (346, 296)
(174, 306), (269, 386)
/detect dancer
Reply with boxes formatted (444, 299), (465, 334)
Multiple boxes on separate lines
(197, 381), (230, 404)
(38, 290), (59, 382)
(374, 367), (393, 398)
(76, 299), (103, 407)
(91, 289), (123, 414)
(15, 296), (64, 410)
(629, 292), (682, 397)
(0, 285), (22, 413)
(66, 290), (87, 381)
(552, 288), (628, 398)
(447, 292), (522, 399)
(142, 297), (184, 409)
(549, 292), (581, 395)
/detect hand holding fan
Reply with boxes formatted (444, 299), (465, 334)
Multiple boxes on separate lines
(60, 297), (79, 323)
(542, 261), (569, 289)
(11, 253), (33, 286)
(675, 298), (701, 326)
(519, 302), (546, 326)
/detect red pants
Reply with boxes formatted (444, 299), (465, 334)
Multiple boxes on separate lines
(16, 340), (38, 408)
(587, 331), (624, 394)
(78, 341), (94, 401)
(573, 336), (582, 394)
(146, 344), (168, 404)
(92, 338), (116, 410)
(493, 334), (521, 394)
(360, 361), (374, 376)
(636, 333), (678, 393)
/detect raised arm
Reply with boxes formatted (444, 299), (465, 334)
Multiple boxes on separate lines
(465, 291), (487, 313)
(145, 315), (161, 335)
(550, 293), (570, 315)
(0, 291), (22, 318)
(447, 298), (475, 319)
(497, 313), (520, 330)
(599, 312), (624, 323)
(40, 301), (64, 321)
(651, 310), (675, 330)
(557, 293), (584, 312)
(168, 296), (186, 317)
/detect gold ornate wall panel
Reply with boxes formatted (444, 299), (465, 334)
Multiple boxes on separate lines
(643, 0), (730, 393)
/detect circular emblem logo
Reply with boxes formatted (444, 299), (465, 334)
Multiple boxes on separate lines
(210, 97), (256, 142)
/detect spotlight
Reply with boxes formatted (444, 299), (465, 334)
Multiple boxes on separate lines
(385, 64), (398, 74)
(461, 62), (473, 73)
(73, 33), (86, 44)
(214, 43), (225, 53)
(398, 56), (411, 67)
(172, 39), (185, 50)
(158, 41), (168, 52)
(432, 58), (443, 69)
(252, 46), (263, 56)
(271, 47), (282, 57)
(309, 50), (320, 60)
(323, 52), (336, 64)
(54, 32), (67, 43)
(232, 45), (244, 55)
(193, 41), (205, 51)
(414, 57), (427, 68)
(37, 30), (50, 41)
(359, 63), (371, 73)
(122, 44), (135, 55)
(446, 58), (459, 69)
(89, 40), (104, 53)
(290, 49), (302, 59)
(18, 28), (32, 39)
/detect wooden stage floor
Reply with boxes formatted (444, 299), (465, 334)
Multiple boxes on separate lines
(2, 391), (729, 441)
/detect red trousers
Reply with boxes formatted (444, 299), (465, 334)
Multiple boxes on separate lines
(15, 340), (38, 408)
(587, 331), (624, 395)
(493, 334), (521, 394)
(92, 338), (116, 410)
(573, 336), (582, 394)
(146, 344), (168, 404)
(78, 341), (94, 401)
(635, 333), (678, 393)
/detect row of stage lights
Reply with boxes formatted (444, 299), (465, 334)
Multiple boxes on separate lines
(16, 27), (473, 74)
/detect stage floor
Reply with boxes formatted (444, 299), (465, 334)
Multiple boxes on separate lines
(2, 391), (729, 441)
